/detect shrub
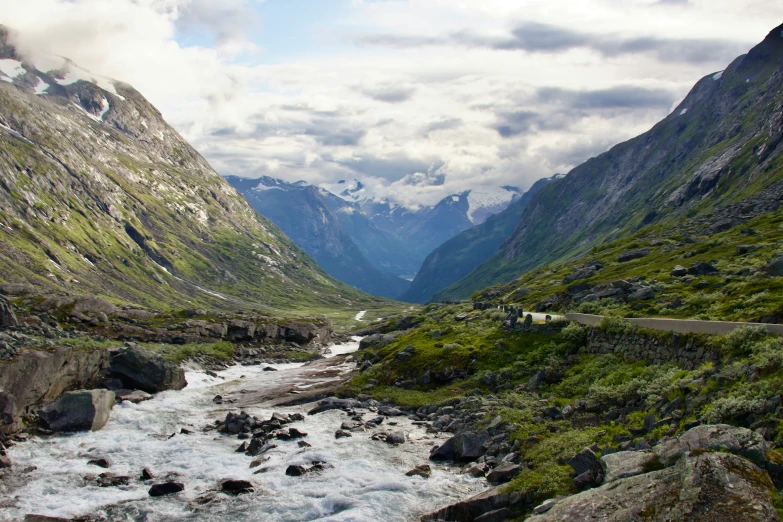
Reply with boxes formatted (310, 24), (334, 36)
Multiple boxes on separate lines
(599, 316), (637, 335)
(559, 322), (587, 347)
(719, 326), (768, 356)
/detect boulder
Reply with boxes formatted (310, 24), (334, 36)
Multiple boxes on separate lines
(221, 479), (254, 495)
(359, 332), (402, 350)
(568, 447), (602, 479)
(628, 287), (654, 301)
(654, 424), (768, 467)
(107, 345), (186, 393)
(526, 452), (780, 521)
(765, 256), (783, 276)
(430, 431), (489, 462)
(618, 248), (650, 263)
(38, 389), (115, 432)
(601, 451), (659, 483)
(148, 481), (184, 496)
(486, 463), (522, 484)
(0, 296), (18, 328)
(687, 262), (718, 276)
(670, 265), (688, 277)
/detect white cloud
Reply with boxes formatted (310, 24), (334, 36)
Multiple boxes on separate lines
(1, 0), (780, 207)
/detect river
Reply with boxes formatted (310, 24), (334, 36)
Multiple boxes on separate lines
(0, 338), (483, 521)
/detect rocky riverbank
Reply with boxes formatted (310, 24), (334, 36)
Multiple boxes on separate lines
(0, 347), (483, 521)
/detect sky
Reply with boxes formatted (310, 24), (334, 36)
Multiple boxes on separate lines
(1, 0), (781, 207)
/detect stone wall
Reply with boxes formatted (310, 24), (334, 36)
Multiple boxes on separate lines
(581, 328), (719, 370)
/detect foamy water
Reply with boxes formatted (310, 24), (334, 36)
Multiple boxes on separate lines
(1, 339), (482, 521)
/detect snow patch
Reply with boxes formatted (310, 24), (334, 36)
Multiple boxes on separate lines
(354, 310), (366, 321)
(0, 59), (25, 81)
(253, 182), (282, 192)
(98, 98), (110, 121)
(466, 187), (518, 223)
(451, 195), (460, 202)
(680, 108), (689, 115)
(54, 63), (125, 100)
(712, 71), (724, 81)
(33, 78), (49, 95)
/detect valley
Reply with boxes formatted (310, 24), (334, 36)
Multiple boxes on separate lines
(1, 12), (783, 522)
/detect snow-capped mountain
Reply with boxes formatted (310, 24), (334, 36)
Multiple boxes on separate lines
(227, 176), (527, 295)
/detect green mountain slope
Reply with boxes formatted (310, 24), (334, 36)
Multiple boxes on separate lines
(438, 23), (783, 301)
(400, 177), (552, 303)
(0, 27), (387, 312)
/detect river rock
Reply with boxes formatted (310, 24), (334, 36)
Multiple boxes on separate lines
(526, 452), (780, 521)
(149, 481), (184, 496)
(335, 430), (352, 439)
(108, 345), (186, 393)
(308, 398), (363, 415)
(654, 424), (768, 466)
(115, 389), (153, 404)
(221, 479), (254, 495)
(87, 457), (111, 468)
(406, 464), (431, 478)
(141, 468), (154, 480)
(386, 431), (406, 444)
(38, 389), (115, 432)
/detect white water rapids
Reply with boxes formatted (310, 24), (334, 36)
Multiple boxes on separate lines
(1, 338), (483, 521)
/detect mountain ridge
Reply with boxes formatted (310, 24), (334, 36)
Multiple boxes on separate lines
(435, 23), (783, 301)
(0, 26), (386, 312)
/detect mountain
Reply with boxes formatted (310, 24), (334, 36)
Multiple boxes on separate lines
(435, 23), (783, 301)
(224, 176), (410, 299)
(0, 26), (388, 312)
(400, 176), (552, 303)
(229, 176), (523, 286)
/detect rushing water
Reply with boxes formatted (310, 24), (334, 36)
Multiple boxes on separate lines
(1, 338), (483, 521)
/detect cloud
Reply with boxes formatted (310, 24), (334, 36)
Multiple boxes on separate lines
(536, 86), (678, 110)
(422, 118), (463, 136)
(357, 21), (749, 65)
(359, 84), (417, 103)
(176, 0), (261, 51)
(1, 0), (777, 209)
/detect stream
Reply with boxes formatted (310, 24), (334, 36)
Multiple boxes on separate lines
(0, 338), (483, 521)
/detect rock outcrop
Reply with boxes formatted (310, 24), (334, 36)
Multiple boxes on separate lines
(0, 296), (18, 328)
(107, 345), (187, 393)
(0, 346), (109, 434)
(37, 389), (115, 432)
(527, 452), (780, 521)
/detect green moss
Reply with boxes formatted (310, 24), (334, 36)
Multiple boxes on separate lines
(145, 340), (235, 363)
